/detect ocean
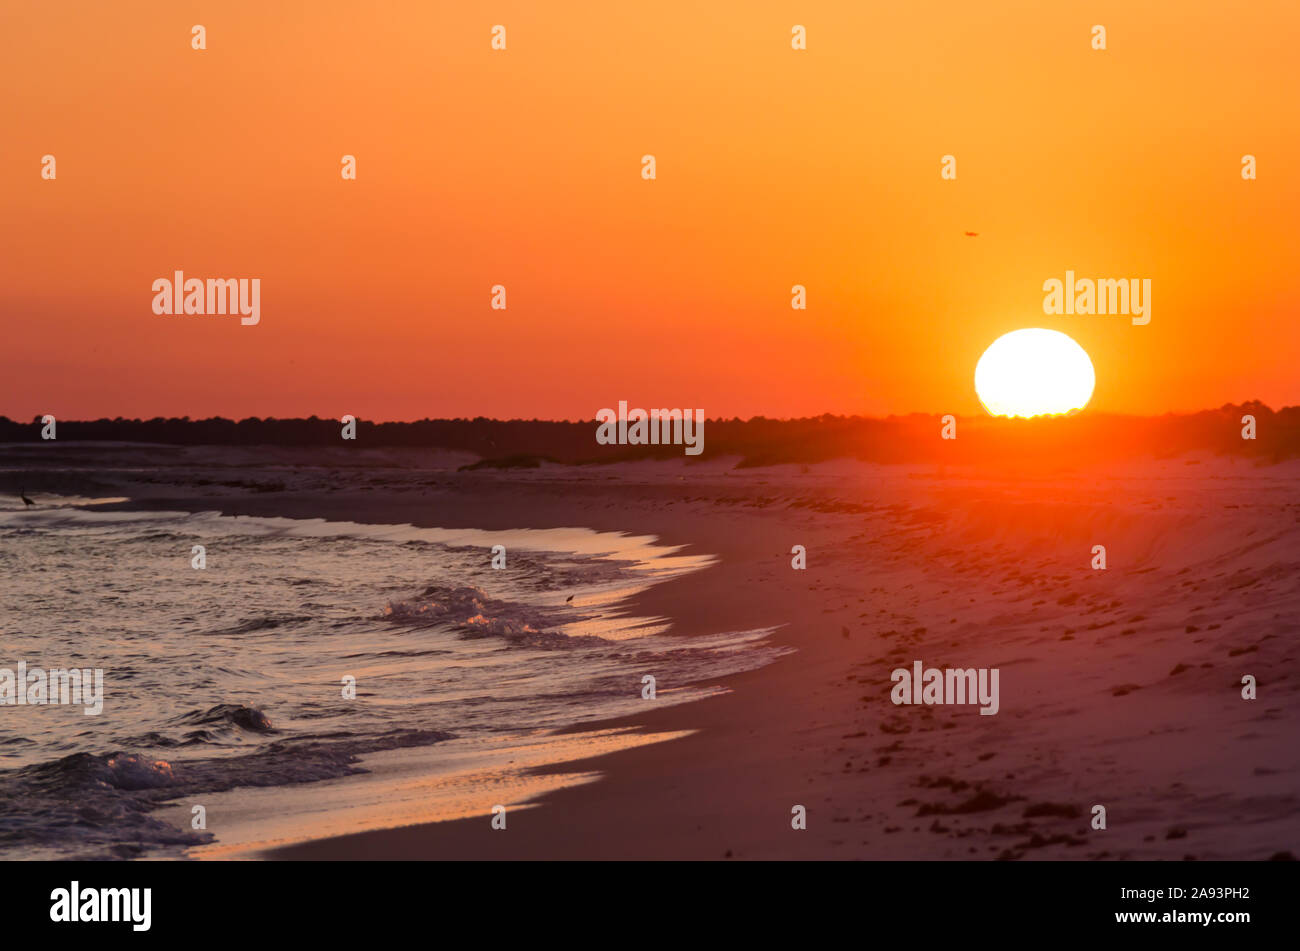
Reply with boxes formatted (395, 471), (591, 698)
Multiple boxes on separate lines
(0, 497), (784, 858)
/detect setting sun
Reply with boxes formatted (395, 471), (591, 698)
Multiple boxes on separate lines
(974, 328), (1096, 418)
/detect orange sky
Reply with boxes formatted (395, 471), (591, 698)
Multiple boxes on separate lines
(3, 1), (1297, 421)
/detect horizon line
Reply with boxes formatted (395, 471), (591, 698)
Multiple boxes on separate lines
(0, 400), (1292, 427)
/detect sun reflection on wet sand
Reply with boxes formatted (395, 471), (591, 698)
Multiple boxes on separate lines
(169, 727), (696, 859)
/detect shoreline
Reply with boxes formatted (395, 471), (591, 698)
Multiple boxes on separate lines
(13, 447), (1299, 861)
(94, 458), (902, 859)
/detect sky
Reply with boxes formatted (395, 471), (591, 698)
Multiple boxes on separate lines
(2, 1), (1298, 421)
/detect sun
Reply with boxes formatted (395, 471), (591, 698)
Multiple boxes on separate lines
(975, 328), (1096, 417)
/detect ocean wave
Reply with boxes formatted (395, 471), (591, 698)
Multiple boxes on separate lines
(0, 727), (455, 859)
(383, 584), (604, 648)
(211, 616), (316, 636)
(176, 704), (275, 733)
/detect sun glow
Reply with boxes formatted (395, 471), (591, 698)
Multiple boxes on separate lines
(975, 328), (1096, 418)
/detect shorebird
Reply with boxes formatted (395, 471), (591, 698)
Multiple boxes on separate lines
(19, 487), (34, 508)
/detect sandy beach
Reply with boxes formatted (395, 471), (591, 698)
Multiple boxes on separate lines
(9, 443), (1295, 861)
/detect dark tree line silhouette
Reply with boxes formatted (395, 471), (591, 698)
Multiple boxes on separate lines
(1, 403), (1296, 467)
